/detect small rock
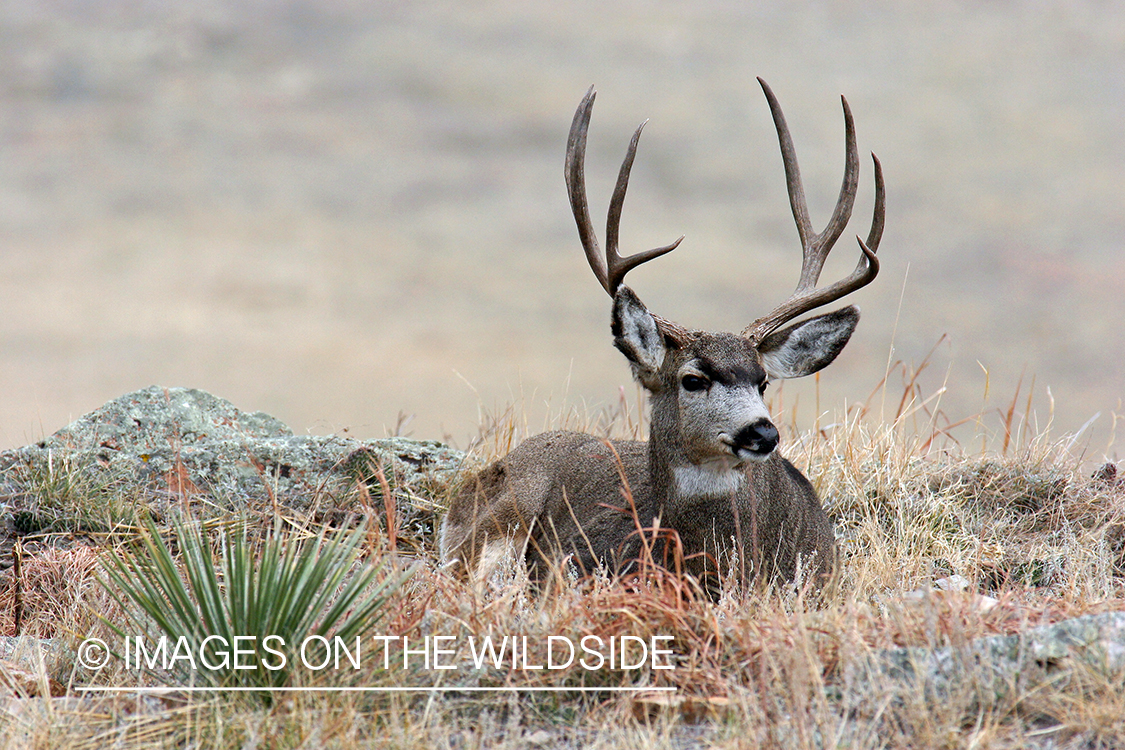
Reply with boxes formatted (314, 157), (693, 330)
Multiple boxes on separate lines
(631, 691), (730, 723)
(934, 574), (970, 592)
(523, 729), (555, 746)
(0, 636), (69, 692)
(1093, 462), (1119, 486)
(0, 659), (66, 697)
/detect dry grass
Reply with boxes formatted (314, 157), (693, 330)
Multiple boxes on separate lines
(1, 370), (1123, 749)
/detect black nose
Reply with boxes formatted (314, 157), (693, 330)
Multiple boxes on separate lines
(733, 420), (779, 457)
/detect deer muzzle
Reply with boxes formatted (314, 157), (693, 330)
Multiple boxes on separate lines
(731, 419), (779, 460)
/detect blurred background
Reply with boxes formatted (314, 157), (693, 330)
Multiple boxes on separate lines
(0, 1), (1122, 456)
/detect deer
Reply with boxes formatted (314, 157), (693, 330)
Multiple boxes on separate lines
(440, 78), (884, 595)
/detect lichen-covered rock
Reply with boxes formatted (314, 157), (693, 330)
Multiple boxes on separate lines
(848, 611), (1125, 706)
(0, 387), (465, 542)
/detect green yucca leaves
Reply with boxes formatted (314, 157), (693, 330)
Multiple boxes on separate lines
(100, 519), (412, 695)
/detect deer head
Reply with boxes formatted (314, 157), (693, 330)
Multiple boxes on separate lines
(565, 79), (885, 477)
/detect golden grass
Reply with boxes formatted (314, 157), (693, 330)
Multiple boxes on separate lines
(1, 368), (1123, 749)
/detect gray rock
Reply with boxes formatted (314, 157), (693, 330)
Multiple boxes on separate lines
(0, 387), (465, 540)
(0, 636), (68, 683)
(847, 611), (1125, 706)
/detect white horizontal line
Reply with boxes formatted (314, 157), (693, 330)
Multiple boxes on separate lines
(78, 686), (678, 693)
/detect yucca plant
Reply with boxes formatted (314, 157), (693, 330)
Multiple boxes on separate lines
(99, 518), (412, 698)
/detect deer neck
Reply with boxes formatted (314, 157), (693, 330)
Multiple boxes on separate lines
(646, 417), (746, 512)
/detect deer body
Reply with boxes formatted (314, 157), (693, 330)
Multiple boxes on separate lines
(441, 79), (885, 592)
(447, 430), (833, 590)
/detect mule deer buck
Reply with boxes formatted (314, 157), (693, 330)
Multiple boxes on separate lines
(441, 78), (884, 593)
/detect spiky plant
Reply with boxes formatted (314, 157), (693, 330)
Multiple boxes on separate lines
(99, 518), (412, 698)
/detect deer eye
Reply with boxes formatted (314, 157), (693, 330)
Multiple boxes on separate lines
(681, 374), (710, 392)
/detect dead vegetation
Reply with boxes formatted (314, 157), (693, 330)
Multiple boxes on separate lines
(0, 367), (1122, 749)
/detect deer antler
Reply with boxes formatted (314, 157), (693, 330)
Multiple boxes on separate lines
(565, 87), (692, 343)
(742, 78), (885, 346)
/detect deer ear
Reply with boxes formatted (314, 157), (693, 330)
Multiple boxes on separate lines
(758, 306), (859, 380)
(611, 287), (666, 390)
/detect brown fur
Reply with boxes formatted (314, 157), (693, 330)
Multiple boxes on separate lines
(442, 430), (835, 593)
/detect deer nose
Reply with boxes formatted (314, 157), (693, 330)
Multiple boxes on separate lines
(732, 420), (779, 457)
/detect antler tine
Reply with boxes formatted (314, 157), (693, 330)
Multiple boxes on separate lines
(865, 153), (886, 254)
(565, 86), (610, 294)
(565, 86), (685, 297)
(605, 121), (685, 293)
(743, 80), (882, 344)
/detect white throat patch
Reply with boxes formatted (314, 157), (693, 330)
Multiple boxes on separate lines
(673, 465), (745, 500)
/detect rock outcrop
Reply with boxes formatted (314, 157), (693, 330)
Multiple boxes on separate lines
(0, 386), (465, 541)
(848, 611), (1125, 707)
